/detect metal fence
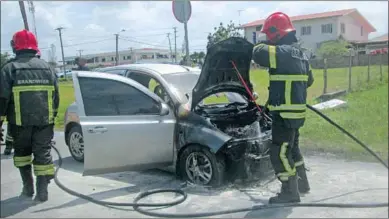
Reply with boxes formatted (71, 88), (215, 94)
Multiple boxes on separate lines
(310, 52), (388, 95)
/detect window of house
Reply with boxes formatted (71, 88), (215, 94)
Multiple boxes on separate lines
(321, 23), (333, 34)
(123, 56), (126, 60)
(361, 26), (363, 36)
(111, 57), (114, 61)
(79, 77), (160, 116)
(102, 58), (106, 62)
(256, 25), (263, 31)
(127, 55), (131, 59)
(341, 23), (346, 34)
(301, 26), (311, 35)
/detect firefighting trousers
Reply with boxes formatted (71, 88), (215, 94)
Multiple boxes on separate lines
(9, 124), (55, 177)
(270, 121), (305, 181)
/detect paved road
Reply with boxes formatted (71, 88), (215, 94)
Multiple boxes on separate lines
(1, 130), (388, 218)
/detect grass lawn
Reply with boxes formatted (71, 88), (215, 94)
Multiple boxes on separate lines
(300, 82), (388, 161)
(55, 81), (74, 130)
(56, 65), (388, 160)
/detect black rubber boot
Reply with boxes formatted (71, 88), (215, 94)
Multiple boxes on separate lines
(296, 165), (310, 194)
(19, 165), (34, 197)
(269, 175), (301, 204)
(35, 175), (52, 202)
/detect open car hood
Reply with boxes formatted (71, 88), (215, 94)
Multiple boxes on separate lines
(191, 37), (254, 109)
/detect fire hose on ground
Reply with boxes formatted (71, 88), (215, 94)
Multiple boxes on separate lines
(49, 61), (388, 217)
(50, 103), (388, 218)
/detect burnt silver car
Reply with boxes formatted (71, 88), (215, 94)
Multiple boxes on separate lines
(66, 37), (272, 186)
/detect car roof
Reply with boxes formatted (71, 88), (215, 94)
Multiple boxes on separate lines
(101, 63), (199, 75)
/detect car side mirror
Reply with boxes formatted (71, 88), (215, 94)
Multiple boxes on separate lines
(160, 102), (170, 116)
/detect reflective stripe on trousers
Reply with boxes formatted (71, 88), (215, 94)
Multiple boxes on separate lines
(14, 155), (32, 167)
(6, 134), (13, 142)
(34, 164), (55, 176)
(276, 142), (296, 181)
(295, 160), (304, 167)
(12, 85), (55, 126)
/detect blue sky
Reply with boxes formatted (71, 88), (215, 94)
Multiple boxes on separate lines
(1, 1), (388, 61)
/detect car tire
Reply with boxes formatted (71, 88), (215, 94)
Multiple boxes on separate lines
(179, 145), (226, 187)
(68, 126), (84, 163)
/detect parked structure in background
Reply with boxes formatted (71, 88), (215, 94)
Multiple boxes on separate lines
(242, 8), (377, 54)
(351, 33), (388, 55)
(61, 48), (180, 70)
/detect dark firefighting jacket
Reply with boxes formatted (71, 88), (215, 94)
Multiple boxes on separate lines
(252, 42), (314, 128)
(0, 53), (60, 126)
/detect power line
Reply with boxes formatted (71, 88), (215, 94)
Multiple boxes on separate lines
(1, 38), (114, 53)
(119, 36), (170, 48)
(63, 38), (112, 48)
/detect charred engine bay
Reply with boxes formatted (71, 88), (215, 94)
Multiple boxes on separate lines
(194, 101), (273, 181)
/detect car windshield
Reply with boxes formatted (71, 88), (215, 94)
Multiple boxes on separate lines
(161, 72), (200, 102)
(161, 71), (248, 105)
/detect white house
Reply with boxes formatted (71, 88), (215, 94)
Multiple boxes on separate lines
(241, 8), (376, 53)
(62, 48), (180, 69)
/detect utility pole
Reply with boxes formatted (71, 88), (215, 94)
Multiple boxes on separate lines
(173, 27), (177, 63)
(77, 49), (83, 57)
(55, 27), (66, 78)
(238, 9), (244, 26)
(27, 1), (37, 39)
(167, 33), (173, 63)
(113, 29), (125, 66)
(19, 1), (29, 30)
(114, 34), (119, 66)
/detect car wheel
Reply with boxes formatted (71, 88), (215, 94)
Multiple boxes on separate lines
(68, 126), (84, 162)
(179, 145), (226, 187)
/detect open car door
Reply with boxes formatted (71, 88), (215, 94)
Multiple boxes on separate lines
(72, 71), (175, 176)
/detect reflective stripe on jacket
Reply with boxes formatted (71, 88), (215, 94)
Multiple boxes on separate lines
(0, 53), (60, 126)
(252, 43), (314, 128)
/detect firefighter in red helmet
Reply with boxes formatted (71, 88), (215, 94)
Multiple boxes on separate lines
(0, 29), (60, 202)
(252, 12), (314, 204)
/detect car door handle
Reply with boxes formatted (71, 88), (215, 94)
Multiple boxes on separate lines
(88, 126), (108, 134)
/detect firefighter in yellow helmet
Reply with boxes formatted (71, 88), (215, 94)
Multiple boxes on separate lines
(0, 30), (60, 202)
(252, 12), (314, 204)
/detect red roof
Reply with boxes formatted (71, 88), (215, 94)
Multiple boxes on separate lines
(242, 8), (376, 33)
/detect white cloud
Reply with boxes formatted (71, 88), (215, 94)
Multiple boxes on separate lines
(1, 1), (387, 61)
(85, 24), (105, 32)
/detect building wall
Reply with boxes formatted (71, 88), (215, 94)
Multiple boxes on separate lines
(244, 26), (266, 44)
(294, 16), (340, 53)
(337, 14), (369, 42)
(64, 49), (178, 68)
(244, 16), (346, 53)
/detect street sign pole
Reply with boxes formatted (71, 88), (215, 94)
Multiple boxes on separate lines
(184, 21), (190, 65)
(172, 0), (192, 66)
(182, 1), (190, 66)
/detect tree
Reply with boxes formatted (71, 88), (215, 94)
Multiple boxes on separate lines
(316, 39), (351, 58)
(190, 52), (200, 63)
(198, 51), (205, 60)
(1, 52), (10, 67)
(207, 20), (243, 49)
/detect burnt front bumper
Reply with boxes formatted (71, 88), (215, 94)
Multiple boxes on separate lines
(221, 130), (274, 182)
